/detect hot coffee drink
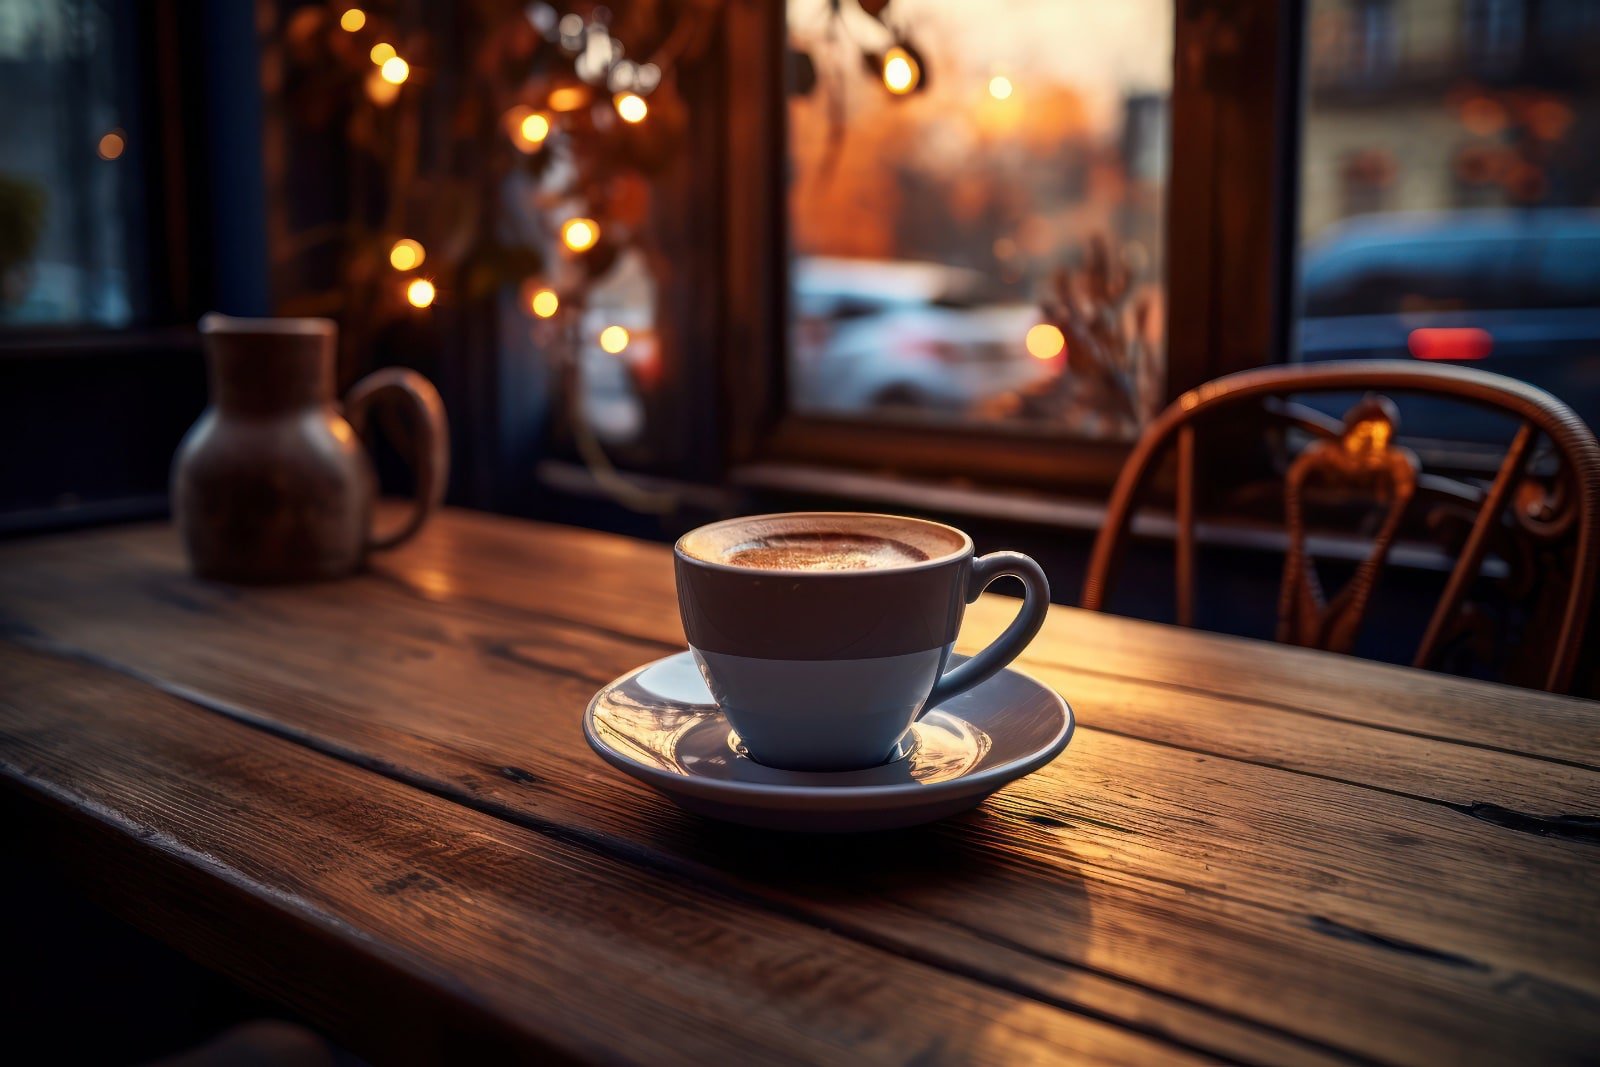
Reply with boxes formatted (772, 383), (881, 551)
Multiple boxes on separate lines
(675, 512), (1051, 771)
(682, 514), (961, 573)
(721, 531), (930, 571)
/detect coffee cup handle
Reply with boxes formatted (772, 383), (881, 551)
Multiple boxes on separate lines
(924, 551), (1050, 713)
(345, 368), (450, 551)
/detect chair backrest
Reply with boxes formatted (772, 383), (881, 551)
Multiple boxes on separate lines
(1082, 360), (1600, 693)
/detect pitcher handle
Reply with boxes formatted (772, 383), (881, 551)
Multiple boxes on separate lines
(924, 552), (1050, 712)
(345, 367), (449, 551)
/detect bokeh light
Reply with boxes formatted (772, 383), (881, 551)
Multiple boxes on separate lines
(882, 47), (919, 95)
(406, 278), (436, 308)
(1025, 323), (1066, 360)
(504, 107), (551, 152)
(389, 238), (425, 271)
(369, 41), (396, 64)
(520, 111), (550, 148)
(529, 288), (560, 318)
(380, 56), (409, 85)
(97, 130), (126, 160)
(988, 75), (1013, 100)
(599, 326), (630, 354)
(561, 217), (599, 252)
(1459, 95), (1506, 136)
(548, 86), (590, 112)
(339, 8), (366, 32)
(1528, 97), (1574, 140)
(614, 93), (648, 123)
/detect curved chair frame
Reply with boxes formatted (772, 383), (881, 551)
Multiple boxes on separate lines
(1082, 361), (1600, 692)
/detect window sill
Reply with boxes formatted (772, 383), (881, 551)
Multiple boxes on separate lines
(731, 462), (1476, 575)
(0, 494), (171, 538)
(0, 326), (200, 361)
(534, 459), (1478, 577)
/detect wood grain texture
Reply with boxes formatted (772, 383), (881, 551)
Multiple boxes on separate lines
(0, 640), (1189, 1067)
(2, 510), (1598, 1066)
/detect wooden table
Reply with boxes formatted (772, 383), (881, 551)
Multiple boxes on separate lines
(2, 510), (1597, 1065)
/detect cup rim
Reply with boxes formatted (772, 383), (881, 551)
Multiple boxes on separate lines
(674, 511), (973, 577)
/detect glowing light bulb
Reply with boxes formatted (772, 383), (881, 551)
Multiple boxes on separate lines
(406, 278), (436, 308)
(389, 238), (425, 271)
(1025, 323), (1066, 360)
(598, 326), (630, 354)
(988, 75), (1013, 100)
(882, 47), (919, 95)
(369, 41), (396, 64)
(519, 111), (550, 148)
(504, 107), (550, 152)
(339, 8), (366, 32)
(529, 288), (560, 318)
(614, 92), (648, 123)
(97, 130), (126, 160)
(380, 56), (409, 84)
(561, 217), (599, 252)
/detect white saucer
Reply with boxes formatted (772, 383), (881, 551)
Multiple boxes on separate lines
(583, 651), (1074, 832)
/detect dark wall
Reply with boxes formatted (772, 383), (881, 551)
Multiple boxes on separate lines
(0, 339), (205, 534)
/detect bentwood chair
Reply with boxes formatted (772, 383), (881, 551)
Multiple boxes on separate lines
(1082, 361), (1600, 693)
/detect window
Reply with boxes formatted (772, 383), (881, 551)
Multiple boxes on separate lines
(0, 0), (140, 326)
(1295, 0), (1600, 444)
(721, 0), (1290, 493)
(577, 250), (659, 448)
(783, 0), (1172, 442)
(0, 0), (248, 531)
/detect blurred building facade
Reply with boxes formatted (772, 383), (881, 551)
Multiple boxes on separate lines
(1302, 0), (1600, 236)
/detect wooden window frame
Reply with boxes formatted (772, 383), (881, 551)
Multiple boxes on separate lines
(717, 0), (1304, 496)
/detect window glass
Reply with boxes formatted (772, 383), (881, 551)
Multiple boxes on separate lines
(785, 0), (1172, 440)
(0, 0), (136, 327)
(1296, 0), (1600, 442)
(578, 249), (657, 446)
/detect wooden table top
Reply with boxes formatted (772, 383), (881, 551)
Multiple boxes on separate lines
(2, 509), (1597, 1065)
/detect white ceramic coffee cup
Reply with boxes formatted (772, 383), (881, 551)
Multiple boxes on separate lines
(674, 513), (1050, 771)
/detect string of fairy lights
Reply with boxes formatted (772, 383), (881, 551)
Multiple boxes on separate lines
(330, 1), (683, 362)
(308, 1), (952, 510)
(327, 0), (936, 365)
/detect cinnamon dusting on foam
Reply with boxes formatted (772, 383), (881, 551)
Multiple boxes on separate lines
(717, 531), (930, 571)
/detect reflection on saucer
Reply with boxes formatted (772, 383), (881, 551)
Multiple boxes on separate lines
(726, 726), (918, 766)
(721, 717), (986, 784)
(594, 661), (991, 787)
(584, 651), (1073, 832)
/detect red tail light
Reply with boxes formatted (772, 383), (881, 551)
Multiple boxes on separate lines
(1408, 327), (1492, 362)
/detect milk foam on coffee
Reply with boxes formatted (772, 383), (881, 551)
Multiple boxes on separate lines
(723, 531), (930, 571)
(679, 513), (966, 573)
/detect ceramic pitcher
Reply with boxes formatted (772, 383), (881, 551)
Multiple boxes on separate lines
(172, 314), (448, 582)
